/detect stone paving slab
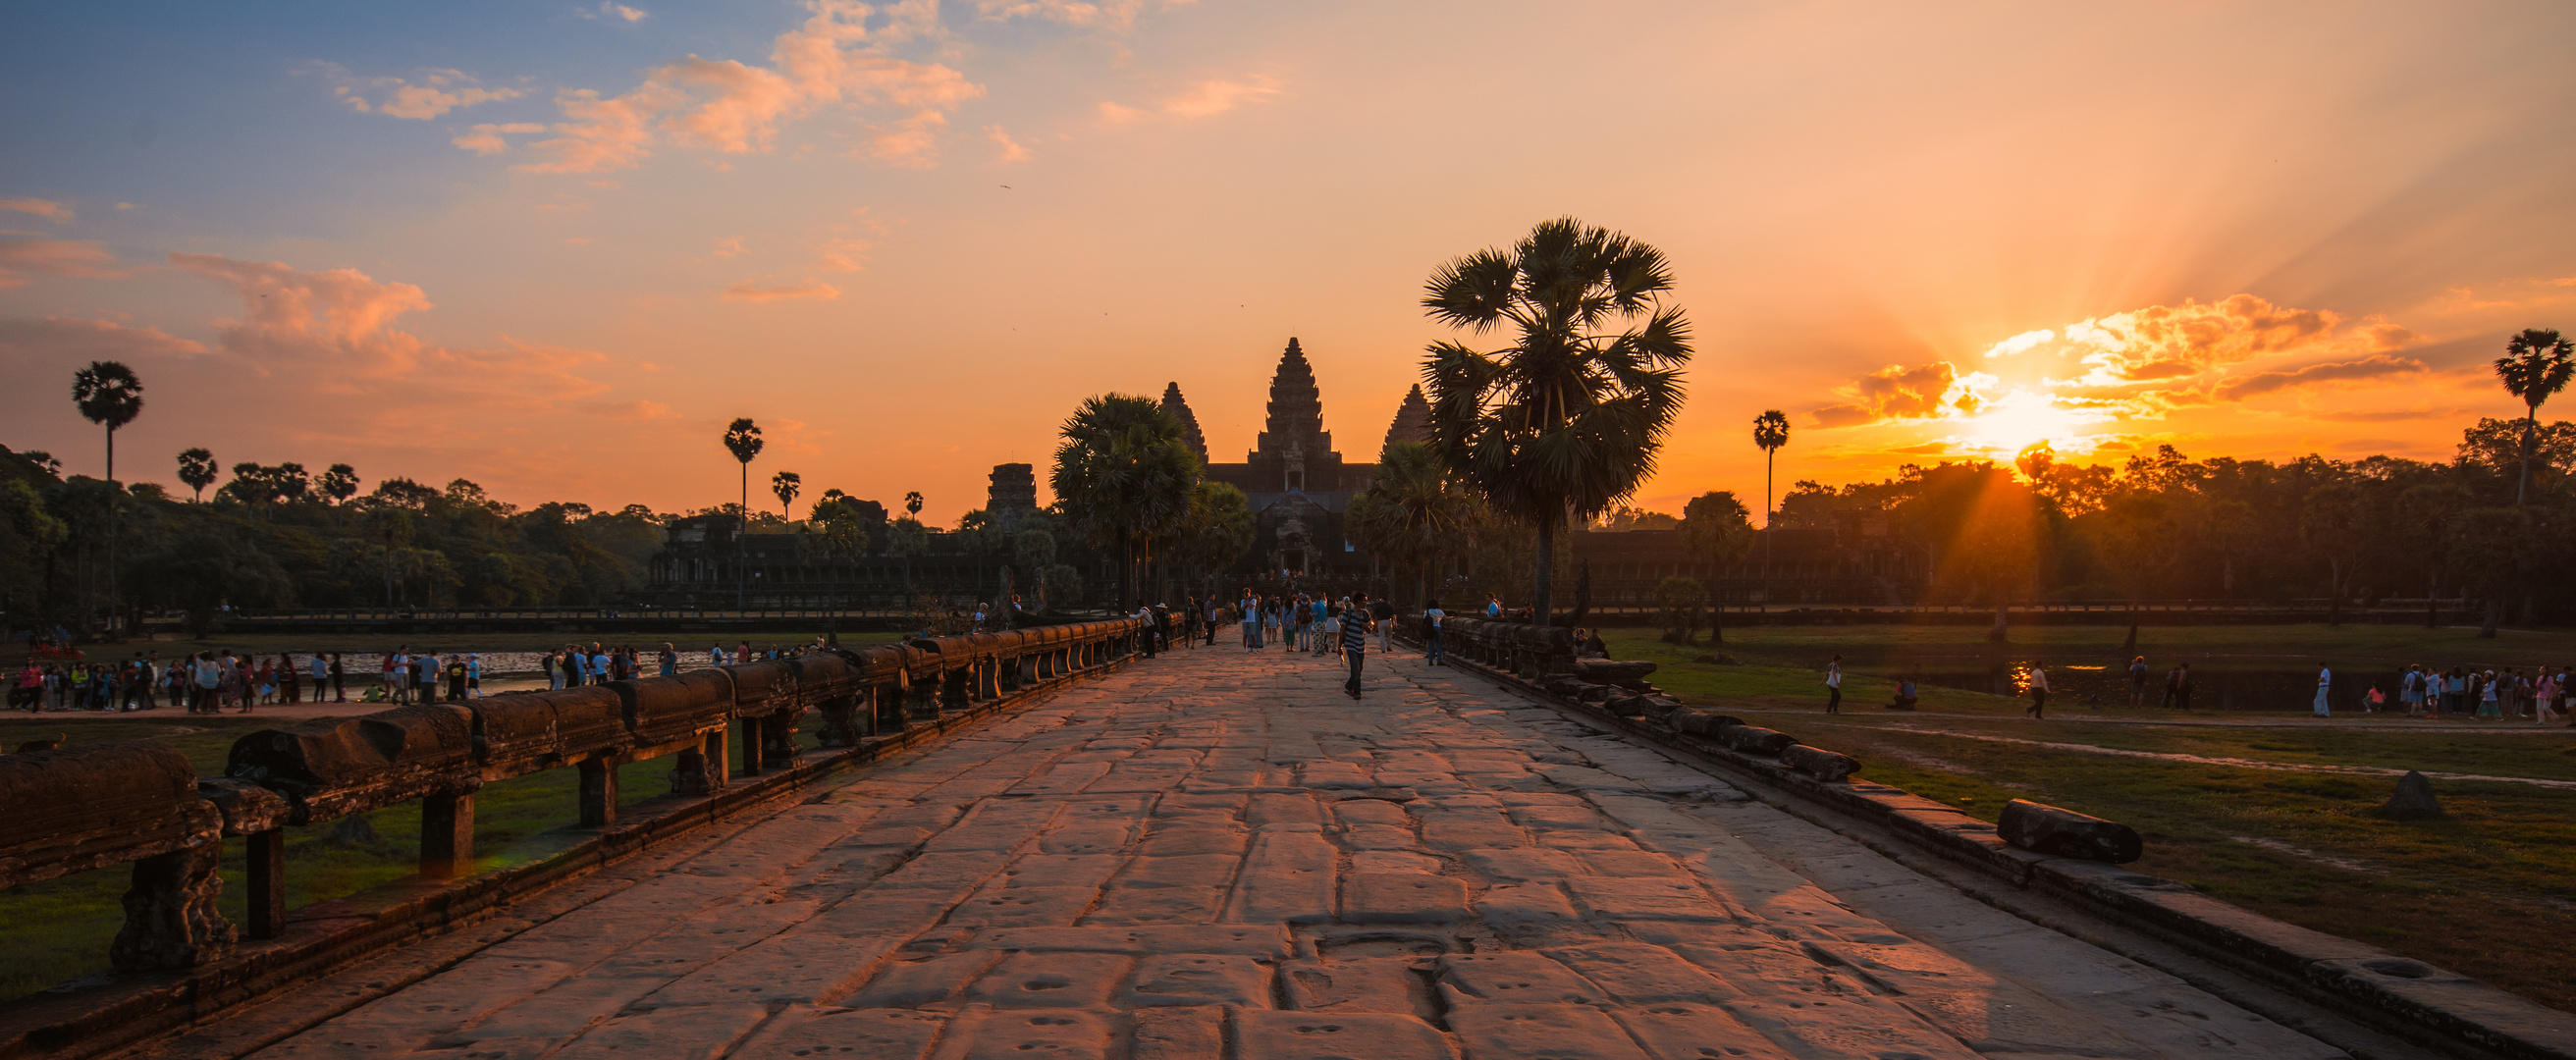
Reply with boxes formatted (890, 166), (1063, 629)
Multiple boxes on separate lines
(243, 643), (2355, 1060)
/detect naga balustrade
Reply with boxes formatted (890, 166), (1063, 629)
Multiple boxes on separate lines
(1436, 617), (1576, 679)
(0, 618), (1144, 980)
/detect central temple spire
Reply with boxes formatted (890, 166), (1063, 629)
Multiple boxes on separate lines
(1253, 338), (1330, 459)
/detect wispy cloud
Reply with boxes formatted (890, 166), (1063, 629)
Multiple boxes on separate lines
(2212, 353), (2427, 400)
(1099, 76), (1283, 125)
(577, 1), (649, 21)
(721, 278), (840, 302)
(1812, 361), (1978, 428)
(312, 64), (524, 120)
(967, 0), (1189, 30)
(502, 0), (984, 173)
(0, 237), (129, 287)
(453, 122), (548, 155)
(817, 237), (871, 273)
(985, 125), (1030, 162)
(713, 236), (748, 258)
(0, 198), (73, 222)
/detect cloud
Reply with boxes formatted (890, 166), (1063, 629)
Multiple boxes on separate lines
(866, 110), (948, 165)
(0, 317), (207, 360)
(2306, 407), (2460, 423)
(0, 238), (129, 287)
(1977, 294), (2411, 390)
(578, 1), (650, 21)
(2211, 353), (2427, 400)
(721, 278), (841, 302)
(452, 122), (548, 155)
(817, 237), (871, 272)
(0, 198), (73, 222)
(1812, 361), (1977, 427)
(986, 125), (1030, 162)
(317, 65), (524, 120)
(1100, 76), (1284, 125)
(511, 0), (984, 174)
(713, 236), (748, 258)
(968, 0), (1186, 29)
(168, 252), (436, 373)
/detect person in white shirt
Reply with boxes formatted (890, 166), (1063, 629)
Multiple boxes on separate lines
(2023, 662), (2050, 719)
(1824, 655), (1842, 715)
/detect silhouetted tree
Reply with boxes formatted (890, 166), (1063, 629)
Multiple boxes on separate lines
(177, 449), (217, 503)
(2496, 328), (2574, 506)
(72, 360), (142, 632)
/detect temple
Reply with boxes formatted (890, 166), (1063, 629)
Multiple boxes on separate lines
(1163, 338), (1422, 577)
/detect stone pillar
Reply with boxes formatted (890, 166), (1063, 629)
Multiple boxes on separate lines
(940, 666), (970, 712)
(906, 676), (942, 722)
(977, 657), (1000, 700)
(111, 841), (237, 970)
(246, 828), (287, 940)
(419, 793), (475, 879)
(578, 758), (618, 828)
(998, 653), (1022, 693)
(737, 716), (765, 776)
(678, 727), (727, 795)
(871, 684), (906, 732)
(817, 694), (863, 747)
(762, 714), (800, 768)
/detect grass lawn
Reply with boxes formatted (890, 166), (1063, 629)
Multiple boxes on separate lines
(1600, 628), (2576, 1013)
(0, 713), (833, 1004)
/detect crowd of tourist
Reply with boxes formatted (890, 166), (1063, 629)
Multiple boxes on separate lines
(10, 650), (352, 714)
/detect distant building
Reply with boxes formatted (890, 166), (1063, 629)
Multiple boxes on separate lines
(986, 463), (1037, 532)
(1162, 339), (1423, 577)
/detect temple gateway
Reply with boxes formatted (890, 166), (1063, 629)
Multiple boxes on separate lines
(1162, 338), (1431, 578)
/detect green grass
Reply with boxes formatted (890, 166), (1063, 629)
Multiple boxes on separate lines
(1598, 628), (2576, 1012)
(0, 714), (832, 1003)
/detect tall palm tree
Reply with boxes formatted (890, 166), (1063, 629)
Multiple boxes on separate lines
(1751, 409), (1790, 609)
(773, 470), (802, 519)
(1348, 441), (1482, 608)
(904, 492), (924, 518)
(1050, 394), (1200, 611)
(723, 418), (764, 609)
(1679, 491), (1755, 642)
(177, 448), (217, 503)
(1421, 218), (1692, 627)
(2495, 328), (2574, 506)
(72, 361), (143, 635)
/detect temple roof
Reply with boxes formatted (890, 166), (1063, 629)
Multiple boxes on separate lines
(1254, 338), (1332, 460)
(1160, 382), (1209, 465)
(1382, 383), (1431, 456)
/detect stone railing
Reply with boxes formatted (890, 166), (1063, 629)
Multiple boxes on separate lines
(0, 618), (1147, 984)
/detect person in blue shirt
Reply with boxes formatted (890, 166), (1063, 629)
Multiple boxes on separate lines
(1341, 594), (1375, 699)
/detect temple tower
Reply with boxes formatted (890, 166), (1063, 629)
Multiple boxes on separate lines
(1160, 383), (1209, 466)
(1382, 384), (1432, 456)
(986, 463), (1037, 532)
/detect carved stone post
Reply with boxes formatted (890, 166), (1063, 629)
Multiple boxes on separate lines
(940, 666), (970, 712)
(578, 758), (618, 828)
(677, 727), (727, 795)
(111, 841), (237, 970)
(762, 714), (800, 768)
(906, 675), (943, 722)
(977, 657), (1000, 700)
(738, 717), (766, 776)
(419, 793), (475, 878)
(246, 828), (287, 939)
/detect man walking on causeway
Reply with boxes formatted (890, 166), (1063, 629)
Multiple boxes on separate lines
(1342, 593), (1375, 699)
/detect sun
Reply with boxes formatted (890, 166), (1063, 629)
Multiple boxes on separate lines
(1958, 388), (2101, 455)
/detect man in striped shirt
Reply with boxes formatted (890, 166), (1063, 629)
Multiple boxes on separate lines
(1341, 593), (1375, 699)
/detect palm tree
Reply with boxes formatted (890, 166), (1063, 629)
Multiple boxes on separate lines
(1171, 481), (1257, 605)
(1420, 217), (1692, 627)
(1679, 491), (1755, 642)
(1050, 394), (1200, 611)
(723, 418), (763, 609)
(1348, 441), (1480, 608)
(1751, 409), (1790, 609)
(773, 470), (802, 519)
(72, 361), (143, 635)
(177, 449), (217, 503)
(904, 492), (924, 518)
(2495, 328), (2574, 506)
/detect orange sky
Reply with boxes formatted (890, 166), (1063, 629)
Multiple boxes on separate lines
(5, 1), (2574, 522)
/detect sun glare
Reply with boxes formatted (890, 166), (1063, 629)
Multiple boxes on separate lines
(1956, 388), (2100, 455)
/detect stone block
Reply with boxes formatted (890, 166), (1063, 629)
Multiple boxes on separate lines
(1540, 941), (1733, 1004)
(1129, 1006), (1225, 1059)
(1606, 1002), (1794, 1060)
(1281, 956), (1435, 1014)
(730, 1007), (946, 1060)
(932, 1008), (1112, 1060)
(847, 951), (1007, 1009)
(1998, 799), (2142, 863)
(1445, 1002), (1649, 1060)
(965, 951), (1131, 1008)
(1226, 831), (1338, 925)
(1341, 873), (1470, 925)
(1235, 1011), (1458, 1060)
(970, 925), (1292, 958)
(1121, 953), (1273, 1007)
(1565, 876), (1730, 922)
(1779, 744), (1859, 782)
(1715, 724), (1795, 757)
(1669, 710), (1742, 737)
(1435, 951), (1603, 1004)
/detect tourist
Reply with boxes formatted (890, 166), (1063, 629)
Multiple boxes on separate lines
(1341, 593), (1374, 699)
(2364, 683), (2385, 713)
(1371, 596), (1397, 653)
(660, 643), (678, 677)
(2126, 656), (2148, 708)
(2312, 663), (2331, 717)
(2400, 664), (2425, 716)
(1824, 655), (1843, 715)
(331, 653), (347, 702)
(309, 653), (330, 705)
(2543, 667), (2568, 724)
(12, 661), (38, 712)
(2023, 662), (2050, 719)
(192, 652), (221, 714)
(1891, 674), (1919, 711)
(446, 655), (469, 702)
(1484, 595), (1502, 619)
(2476, 670), (2501, 718)
(415, 652), (441, 704)
(384, 650), (405, 704)
(2444, 667), (2467, 715)
(1422, 599), (1445, 665)
(280, 654), (301, 705)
